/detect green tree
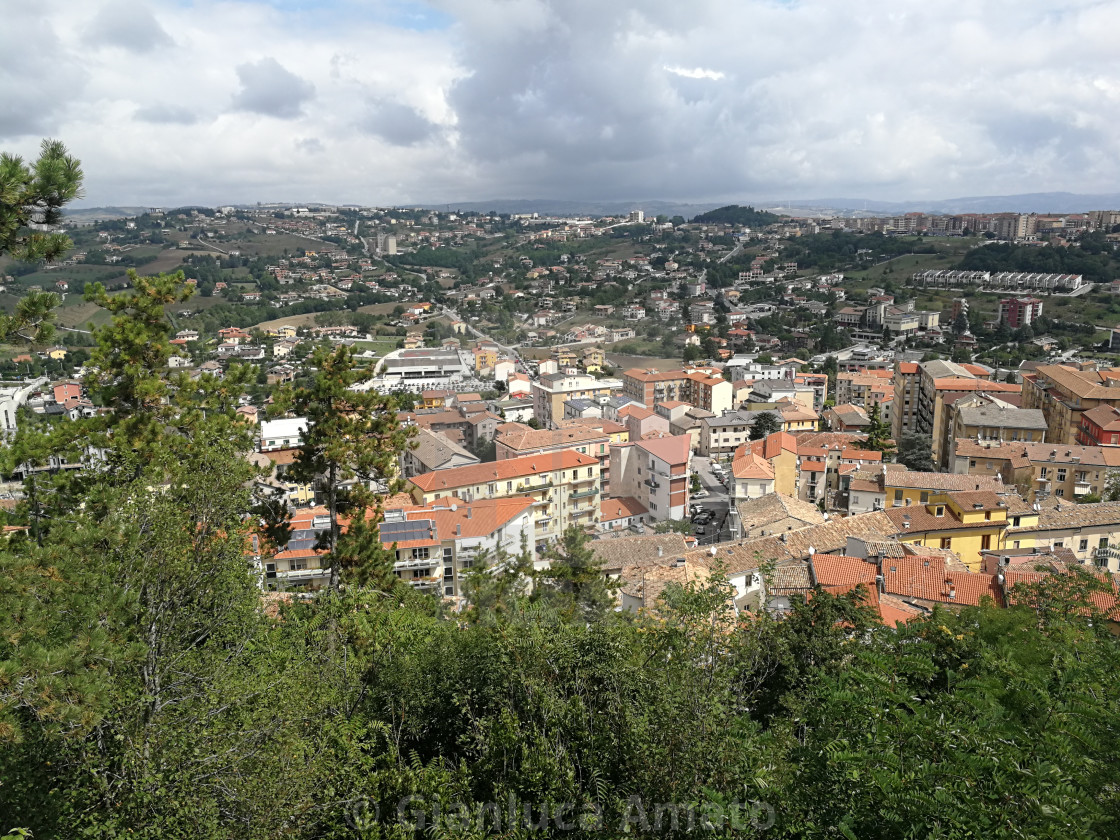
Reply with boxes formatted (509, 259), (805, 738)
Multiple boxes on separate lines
(533, 526), (617, 622)
(863, 402), (894, 455)
(272, 344), (413, 592)
(0, 139), (83, 262)
(749, 411), (783, 440)
(897, 431), (935, 471)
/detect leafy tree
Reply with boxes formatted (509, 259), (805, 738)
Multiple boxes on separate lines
(0, 139), (83, 262)
(897, 431), (935, 471)
(749, 411), (783, 440)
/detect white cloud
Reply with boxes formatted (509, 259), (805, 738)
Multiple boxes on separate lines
(663, 66), (725, 81)
(2, 0), (1119, 206)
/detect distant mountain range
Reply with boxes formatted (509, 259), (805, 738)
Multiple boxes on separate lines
(66, 191), (1120, 222)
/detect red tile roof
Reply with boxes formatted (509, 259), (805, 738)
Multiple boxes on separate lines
(882, 555), (1003, 607)
(410, 449), (597, 492)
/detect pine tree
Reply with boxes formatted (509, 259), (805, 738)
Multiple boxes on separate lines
(0, 140), (83, 263)
(271, 344), (413, 592)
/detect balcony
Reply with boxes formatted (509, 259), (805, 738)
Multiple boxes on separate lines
(1074, 482), (1092, 496)
(570, 487), (598, 500)
(645, 478), (661, 489)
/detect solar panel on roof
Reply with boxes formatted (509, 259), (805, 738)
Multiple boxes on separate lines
(380, 519), (436, 543)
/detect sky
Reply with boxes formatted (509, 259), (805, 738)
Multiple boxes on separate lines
(3, 0), (1120, 208)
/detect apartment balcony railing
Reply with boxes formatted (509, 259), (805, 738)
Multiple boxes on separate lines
(570, 488), (598, 500)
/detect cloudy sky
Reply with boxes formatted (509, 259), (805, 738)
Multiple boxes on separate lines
(3, 0), (1120, 207)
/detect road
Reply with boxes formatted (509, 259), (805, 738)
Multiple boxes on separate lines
(689, 454), (734, 545)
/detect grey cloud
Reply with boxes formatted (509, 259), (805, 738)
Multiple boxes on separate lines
(134, 104), (198, 125)
(358, 100), (437, 146)
(295, 137), (325, 154)
(85, 0), (173, 53)
(231, 58), (315, 119)
(0, 10), (86, 139)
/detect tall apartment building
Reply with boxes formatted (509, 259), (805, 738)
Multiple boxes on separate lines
(999, 297), (1043, 328)
(1021, 364), (1120, 445)
(609, 435), (692, 521)
(408, 449), (600, 551)
(531, 373), (621, 429)
(891, 361), (921, 441)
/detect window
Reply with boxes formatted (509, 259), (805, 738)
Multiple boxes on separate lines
(985, 511), (991, 521)
(587, 467), (593, 477)
(940, 537), (952, 549)
(935, 506), (945, 517)
(1013, 516), (1020, 526)
(920, 491), (929, 504)
(894, 489), (903, 503)
(970, 459), (976, 468)
(1013, 540), (1020, 549)
(506, 481), (513, 493)
(1057, 468), (1067, 482)
(487, 483), (496, 494)
(411, 547), (430, 560)
(1056, 489), (1064, 497)
(1080, 539), (1089, 551)
(1054, 541), (1064, 549)
(1040, 467), (1048, 478)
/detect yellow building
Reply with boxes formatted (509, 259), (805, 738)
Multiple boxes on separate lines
(884, 490), (1011, 570)
(747, 431), (798, 497)
(883, 470), (1006, 508)
(473, 345), (498, 372)
(43, 346), (68, 360)
(581, 347), (605, 373)
(267, 325), (298, 338)
(552, 348), (577, 366)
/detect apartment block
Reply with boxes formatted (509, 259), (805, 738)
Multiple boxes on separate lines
(532, 373), (621, 429)
(408, 449), (601, 551)
(1022, 364), (1120, 445)
(379, 496), (536, 598)
(609, 435), (692, 521)
(952, 439), (1120, 503)
(999, 296), (1043, 328)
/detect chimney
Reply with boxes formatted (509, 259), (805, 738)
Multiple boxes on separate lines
(467, 508), (472, 519)
(455, 524), (461, 536)
(657, 545), (664, 558)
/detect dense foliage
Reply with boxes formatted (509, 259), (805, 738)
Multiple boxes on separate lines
(957, 239), (1120, 284)
(690, 205), (782, 227)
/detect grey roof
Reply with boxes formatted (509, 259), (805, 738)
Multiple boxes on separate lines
(956, 404), (1047, 430)
(408, 427), (480, 471)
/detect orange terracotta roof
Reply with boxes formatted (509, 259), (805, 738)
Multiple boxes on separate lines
(810, 554), (877, 587)
(601, 496), (649, 520)
(882, 555), (1003, 607)
(410, 449), (597, 492)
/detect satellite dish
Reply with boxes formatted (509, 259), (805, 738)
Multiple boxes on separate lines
(450, 503), (458, 511)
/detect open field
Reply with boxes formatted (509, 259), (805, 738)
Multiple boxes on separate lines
(603, 352), (682, 371)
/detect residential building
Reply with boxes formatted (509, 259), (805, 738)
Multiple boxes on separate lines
(729, 445), (775, 500)
(949, 400), (1047, 453)
(400, 427), (480, 478)
(531, 373), (620, 429)
(825, 403), (870, 432)
(1021, 364), (1120, 445)
(999, 296), (1043, 327)
(408, 449), (601, 551)
(379, 496), (536, 597)
(260, 417), (307, 451)
(952, 439), (1120, 502)
(1078, 404), (1120, 446)
(609, 435), (692, 521)
(599, 496), (649, 532)
(883, 490), (1011, 570)
(494, 423), (612, 487)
